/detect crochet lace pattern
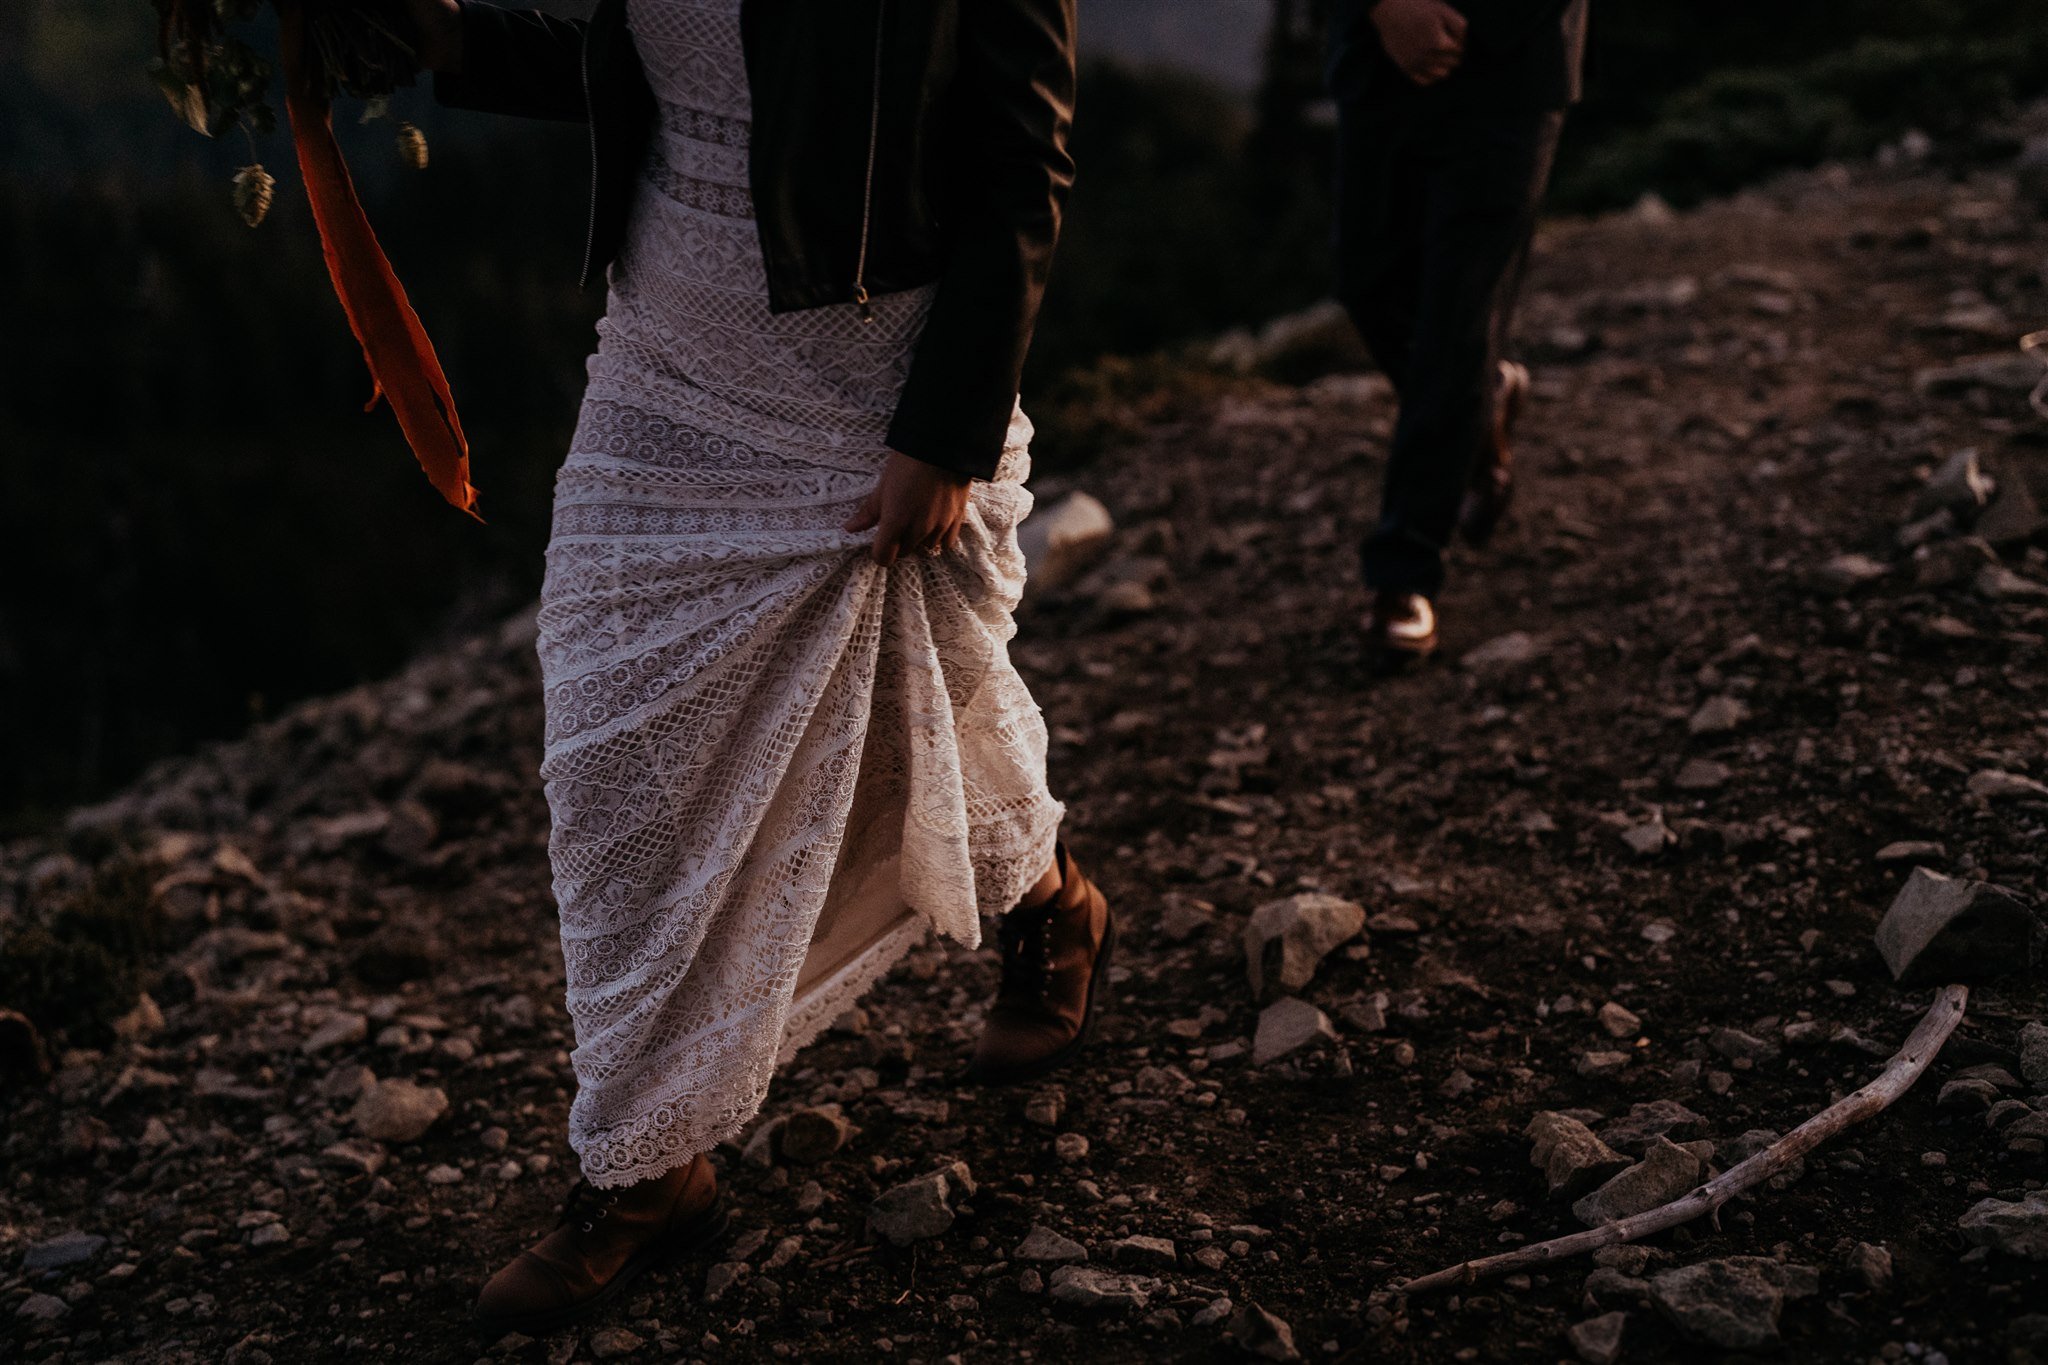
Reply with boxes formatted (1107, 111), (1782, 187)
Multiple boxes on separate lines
(539, 0), (1063, 1188)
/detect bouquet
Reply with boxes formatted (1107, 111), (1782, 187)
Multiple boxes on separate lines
(150, 0), (479, 518)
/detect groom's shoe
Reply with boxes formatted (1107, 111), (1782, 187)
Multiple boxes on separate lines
(1460, 359), (1530, 547)
(475, 1155), (727, 1336)
(1362, 590), (1439, 673)
(970, 844), (1115, 1085)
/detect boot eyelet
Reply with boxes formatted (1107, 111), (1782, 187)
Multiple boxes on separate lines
(580, 1221), (593, 1232)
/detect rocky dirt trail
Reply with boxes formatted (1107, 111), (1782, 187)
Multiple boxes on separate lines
(7, 145), (2048, 1364)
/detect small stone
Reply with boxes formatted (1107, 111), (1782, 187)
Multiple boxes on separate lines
(1648, 1256), (1820, 1349)
(1969, 769), (2048, 801)
(1874, 867), (2043, 983)
(1243, 894), (1366, 1001)
(1847, 1242), (1892, 1292)
(1253, 997), (1339, 1065)
(2020, 1021), (2048, 1089)
(867, 1163), (973, 1247)
(1225, 1302), (1300, 1362)
(703, 1262), (747, 1303)
(1876, 840), (1944, 864)
(1687, 695), (1749, 736)
(1016, 1225), (1088, 1263)
(779, 1105), (853, 1164)
(1106, 1235), (1177, 1267)
(1709, 1027), (1780, 1066)
(1567, 1310), (1627, 1365)
(1597, 1002), (1642, 1039)
(1047, 1265), (1151, 1312)
(1525, 1111), (1631, 1199)
(15, 1293), (67, 1323)
(1674, 758), (1731, 791)
(322, 1139), (388, 1176)
(1576, 1050), (1630, 1079)
(742, 1115), (786, 1168)
(425, 1163), (464, 1185)
(1572, 1137), (1701, 1227)
(1024, 1087), (1065, 1127)
(1055, 1132), (1091, 1163)
(1977, 564), (2048, 601)
(1958, 1189), (2048, 1259)
(1620, 815), (1673, 857)
(1018, 492), (1115, 595)
(588, 1327), (644, 1359)
(22, 1231), (107, 1272)
(349, 1077), (449, 1143)
(1461, 631), (1546, 672)
(247, 1221), (289, 1248)
(1937, 1078), (2000, 1110)
(300, 1011), (369, 1055)
(1810, 553), (1889, 595)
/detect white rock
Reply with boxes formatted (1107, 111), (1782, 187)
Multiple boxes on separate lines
(348, 1078), (449, 1143)
(1968, 769), (2048, 800)
(1018, 493), (1114, 595)
(1243, 894), (1365, 1002)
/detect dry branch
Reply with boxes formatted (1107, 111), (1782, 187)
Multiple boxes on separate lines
(1396, 983), (1970, 1298)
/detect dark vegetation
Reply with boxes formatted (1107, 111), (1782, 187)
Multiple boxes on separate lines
(3, 0), (2048, 824)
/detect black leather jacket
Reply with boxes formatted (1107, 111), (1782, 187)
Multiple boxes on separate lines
(1328, 0), (1589, 110)
(435, 0), (1078, 481)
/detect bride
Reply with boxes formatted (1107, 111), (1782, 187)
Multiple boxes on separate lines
(403, 0), (1114, 1334)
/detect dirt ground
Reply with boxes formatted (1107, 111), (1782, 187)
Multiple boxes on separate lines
(5, 147), (2048, 1363)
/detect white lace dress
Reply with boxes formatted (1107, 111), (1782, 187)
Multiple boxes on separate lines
(536, 0), (1064, 1188)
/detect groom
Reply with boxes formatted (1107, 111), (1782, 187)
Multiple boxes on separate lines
(1328, 0), (1589, 669)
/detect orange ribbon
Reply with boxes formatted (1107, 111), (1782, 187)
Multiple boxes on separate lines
(278, 0), (480, 519)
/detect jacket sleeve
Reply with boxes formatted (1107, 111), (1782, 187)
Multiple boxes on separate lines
(884, 0), (1078, 482)
(432, 0), (591, 123)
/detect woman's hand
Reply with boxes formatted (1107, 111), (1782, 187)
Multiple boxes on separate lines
(843, 452), (974, 568)
(1370, 0), (1466, 87)
(404, 0), (466, 73)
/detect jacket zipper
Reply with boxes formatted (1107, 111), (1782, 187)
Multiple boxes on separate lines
(580, 19), (601, 287)
(850, 0), (887, 323)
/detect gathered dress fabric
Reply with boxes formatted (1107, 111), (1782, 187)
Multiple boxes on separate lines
(537, 0), (1065, 1189)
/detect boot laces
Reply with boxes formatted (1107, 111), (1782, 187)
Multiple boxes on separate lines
(560, 1179), (621, 1233)
(997, 900), (1060, 999)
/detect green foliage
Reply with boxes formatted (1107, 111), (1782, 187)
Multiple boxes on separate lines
(0, 860), (164, 1047)
(1557, 16), (2048, 210)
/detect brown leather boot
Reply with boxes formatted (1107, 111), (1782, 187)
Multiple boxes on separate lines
(474, 1154), (727, 1336)
(969, 844), (1115, 1085)
(1362, 590), (1438, 673)
(1459, 359), (1530, 547)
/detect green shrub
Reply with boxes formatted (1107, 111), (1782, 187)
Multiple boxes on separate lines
(0, 860), (166, 1048)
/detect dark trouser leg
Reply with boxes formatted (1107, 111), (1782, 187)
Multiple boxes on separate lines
(1342, 104), (1565, 599)
(1334, 102), (1426, 398)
